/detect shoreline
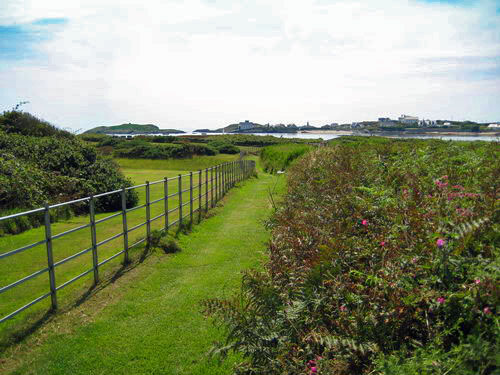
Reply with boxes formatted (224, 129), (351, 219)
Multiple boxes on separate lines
(303, 130), (499, 137)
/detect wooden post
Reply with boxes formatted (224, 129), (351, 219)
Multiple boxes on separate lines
(121, 187), (129, 264)
(164, 177), (169, 231)
(189, 172), (193, 224)
(198, 170), (202, 222)
(89, 196), (99, 284)
(178, 174), (182, 226)
(44, 203), (57, 310)
(205, 168), (209, 212)
(146, 181), (151, 243)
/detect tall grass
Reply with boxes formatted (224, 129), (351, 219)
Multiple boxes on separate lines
(259, 144), (312, 173)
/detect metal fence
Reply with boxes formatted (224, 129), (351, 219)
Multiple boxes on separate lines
(0, 159), (256, 324)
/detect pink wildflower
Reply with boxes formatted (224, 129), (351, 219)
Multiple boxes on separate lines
(436, 297), (445, 304)
(361, 219), (368, 226)
(475, 279), (481, 285)
(340, 305), (347, 312)
(483, 307), (491, 314)
(411, 257), (417, 264)
(436, 238), (445, 248)
(310, 367), (317, 373)
(380, 241), (386, 246)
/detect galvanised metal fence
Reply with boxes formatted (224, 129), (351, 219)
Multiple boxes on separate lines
(0, 159), (255, 324)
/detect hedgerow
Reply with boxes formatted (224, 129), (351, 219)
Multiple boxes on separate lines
(204, 138), (499, 375)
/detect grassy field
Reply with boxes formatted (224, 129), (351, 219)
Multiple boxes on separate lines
(1, 159), (284, 374)
(0, 155), (242, 345)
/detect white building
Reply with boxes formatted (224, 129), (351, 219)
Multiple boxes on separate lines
(398, 115), (419, 124)
(487, 123), (500, 128)
(238, 120), (255, 130)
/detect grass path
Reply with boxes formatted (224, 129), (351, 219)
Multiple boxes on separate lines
(4, 169), (284, 375)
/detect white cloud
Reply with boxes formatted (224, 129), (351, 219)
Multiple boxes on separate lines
(1, 0), (499, 130)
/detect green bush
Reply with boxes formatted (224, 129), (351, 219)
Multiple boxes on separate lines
(0, 111), (138, 236)
(204, 138), (499, 375)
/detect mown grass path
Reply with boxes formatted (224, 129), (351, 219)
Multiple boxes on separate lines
(5, 169), (283, 375)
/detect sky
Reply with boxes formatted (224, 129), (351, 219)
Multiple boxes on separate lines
(0, 0), (499, 131)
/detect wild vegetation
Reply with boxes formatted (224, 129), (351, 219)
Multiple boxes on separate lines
(80, 134), (240, 158)
(260, 143), (312, 173)
(0, 110), (138, 236)
(204, 137), (499, 374)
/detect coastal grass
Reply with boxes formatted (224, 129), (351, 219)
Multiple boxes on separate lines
(260, 143), (312, 173)
(1, 160), (284, 375)
(0, 155), (240, 345)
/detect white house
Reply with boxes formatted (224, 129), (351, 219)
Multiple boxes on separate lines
(238, 120), (255, 131)
(398, 115), (419, 124)
(487, 123), (500, 128)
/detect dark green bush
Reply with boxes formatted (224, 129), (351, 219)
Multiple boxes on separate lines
(208, 140), (240, 154)
(0, 111), (138, 236)
(204, 138), (499, 375)
(0, 110), (72, 138)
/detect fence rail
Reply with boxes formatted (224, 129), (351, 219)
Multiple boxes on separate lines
(0, 159), (256, 324)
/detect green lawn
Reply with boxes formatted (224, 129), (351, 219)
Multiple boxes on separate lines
(1, 158), (285, 375)
(0, 156), (242, 344)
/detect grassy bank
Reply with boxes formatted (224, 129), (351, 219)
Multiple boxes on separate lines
(2, 162), (284, 375)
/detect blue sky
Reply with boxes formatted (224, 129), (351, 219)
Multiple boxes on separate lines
(0, 19), (66, 61)
(0, 0), (499, 130)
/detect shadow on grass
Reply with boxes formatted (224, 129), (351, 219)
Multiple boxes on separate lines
(0, 244), (153, 355)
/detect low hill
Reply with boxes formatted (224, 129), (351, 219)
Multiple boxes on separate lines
(85, 123), (185, 134)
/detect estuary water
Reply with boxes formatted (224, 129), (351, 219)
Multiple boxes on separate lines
(109, 132), (499, 142)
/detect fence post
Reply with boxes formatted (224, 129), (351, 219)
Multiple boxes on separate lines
(215, 165), (219, 203)
(89, 196), (99, 285)
(44, 203), (57, 311)
(164, 177), (169, 231)
(198, 170), (202, 222)
(232, 161), (235, 187)
(189, 171), (193, 224)
(121, 187), (129, 264)
(146, 181), (151, 244)
(210, 167), (214, 208)
(223, 163), (226, 194)
(205, 168), (209, 212)
(178, 174), (182, 226)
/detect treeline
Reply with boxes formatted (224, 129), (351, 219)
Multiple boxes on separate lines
(0, 110), (138, 236)
(205, 137), (499, 374)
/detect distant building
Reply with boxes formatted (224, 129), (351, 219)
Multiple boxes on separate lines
(398, 115), (419, 124)
(418, 119), (436, 127)
(238, 120), (255, 131)
(378, 117), (392, 122)
(487, 123), (500, 128)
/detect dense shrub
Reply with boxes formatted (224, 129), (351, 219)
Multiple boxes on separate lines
(0, 110), (72, 138)
(204, 138), (499, 375)
(260, 143), (312, 172)
(113, 139), (218, 159)
(0, 111), (138, 235)
(208, 140), (240, 154)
